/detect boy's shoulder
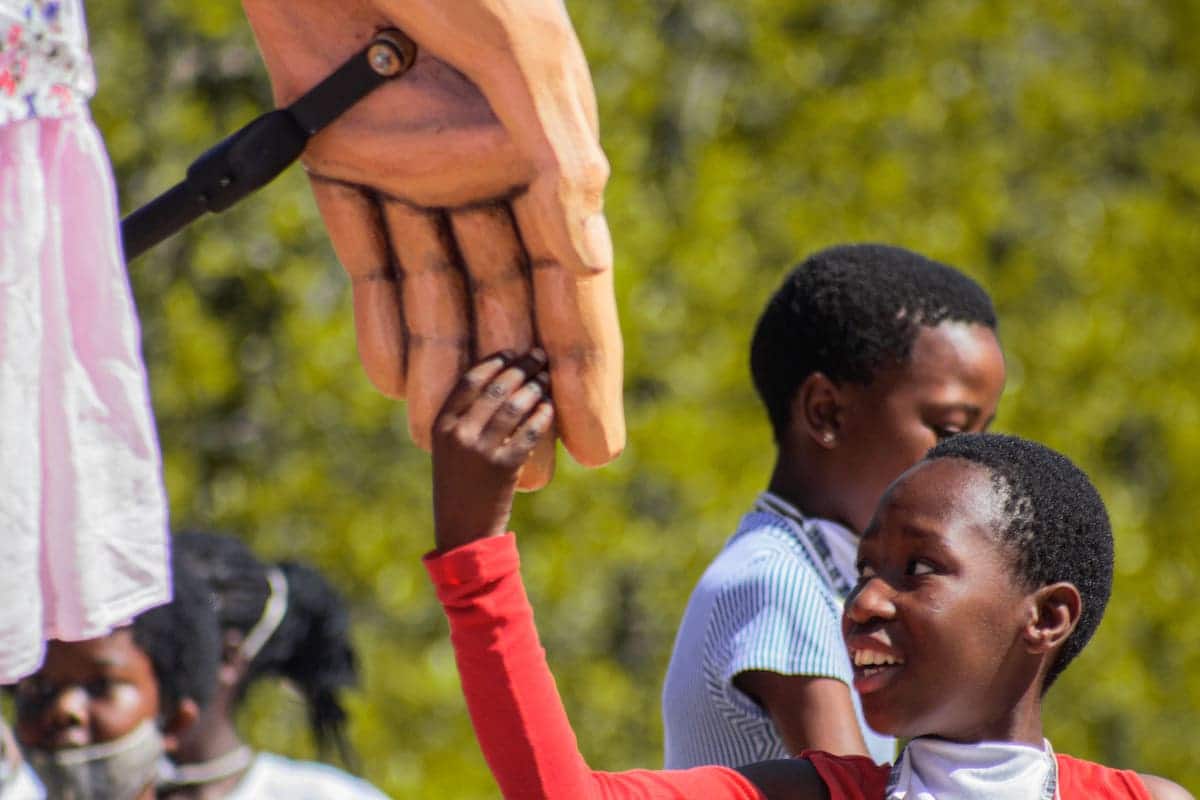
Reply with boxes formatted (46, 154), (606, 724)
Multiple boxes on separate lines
(703, 511), (829, 592)
(1056, 753), (1192, 799)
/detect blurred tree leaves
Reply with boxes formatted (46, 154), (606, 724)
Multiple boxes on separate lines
(88, 0), (1199, 794)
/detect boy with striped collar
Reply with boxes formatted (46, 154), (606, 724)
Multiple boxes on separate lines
(662, 243), (1006, 767)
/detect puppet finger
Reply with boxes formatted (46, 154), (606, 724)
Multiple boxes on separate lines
(513, 196), (625, 468)
(514, 432), (555, 492)
(309, 178), (407, 398)
(449, 203), (555, 490)
(449, 203), (535, 358)
(384, 201), (470, 451)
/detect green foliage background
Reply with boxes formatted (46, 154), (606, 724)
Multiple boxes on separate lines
(88, 0), (1199, 795)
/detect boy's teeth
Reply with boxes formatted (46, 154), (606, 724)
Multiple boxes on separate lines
(853, 650), (903, 667)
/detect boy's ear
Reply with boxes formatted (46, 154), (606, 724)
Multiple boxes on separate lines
(1021, 582), (1082, 655)
(793, 372), (843, 449)
(220, 629), (250, 688)
(160, 698), (200, 755)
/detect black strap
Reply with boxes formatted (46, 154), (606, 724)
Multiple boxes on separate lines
(121, 29), (416, 261)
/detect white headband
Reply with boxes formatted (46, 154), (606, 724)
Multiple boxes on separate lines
(238, 567), (288, 663)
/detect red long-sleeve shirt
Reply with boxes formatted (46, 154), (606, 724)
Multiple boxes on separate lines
(424, 534), (1152, 800)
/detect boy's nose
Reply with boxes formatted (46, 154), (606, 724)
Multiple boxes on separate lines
(46, 687), (90, 745)
(845, 576), (897, 626)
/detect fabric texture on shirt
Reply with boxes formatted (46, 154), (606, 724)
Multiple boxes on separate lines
(424, 533), (1154, 799)
(0, 763), (42, 799)
(425, 533), (768, 800)
(0, 1), (95, 124)
(0, 113), (169, 682)
(886, 737), (1054, 799)
(661, 494), (895, 768)
(225, 753), (391, 800)
(806, 750), (1152, 800)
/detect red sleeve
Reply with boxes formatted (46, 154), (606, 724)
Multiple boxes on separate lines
(424, 534), (766, 800)
(1056, 754), (1152, 799)
(800, 751), (891, 799)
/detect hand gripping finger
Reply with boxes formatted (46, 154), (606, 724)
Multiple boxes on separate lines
(309, 178), (407, 397)
(477, 372), (546, 450)
(514, 197), (625, 468)
(435, 352), (512, 431)
(455, 351), (546, 443)
(495, 400), (556, 471)
(384, 200), (470, 451)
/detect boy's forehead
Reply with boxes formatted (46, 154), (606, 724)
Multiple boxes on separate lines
(42, 628), (146, 674)
(905, 322), (1005, 391)
(865, 458), (1006, 543)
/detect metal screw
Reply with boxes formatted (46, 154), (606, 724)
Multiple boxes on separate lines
(367, 29), (417, 78)
(368, 43), (402, 77)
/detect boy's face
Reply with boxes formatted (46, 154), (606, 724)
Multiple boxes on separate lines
(829, 321), (1005, 533)
(842, 457), (1042, 743)
(13, 629), (160, 750)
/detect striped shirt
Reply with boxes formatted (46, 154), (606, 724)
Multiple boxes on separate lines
(661, 492), (896, 769)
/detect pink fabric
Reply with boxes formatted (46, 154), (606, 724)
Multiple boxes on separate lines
(0, 113), (169, 683)
(0, 0), (96, 124)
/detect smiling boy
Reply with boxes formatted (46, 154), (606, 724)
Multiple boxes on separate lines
(421, 352), (1189, 799)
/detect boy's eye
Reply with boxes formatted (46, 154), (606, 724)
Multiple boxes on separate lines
(85, 678), (112, 697)
(907, 560), (935, 576)
(931, 426), (962, 442)
(856, 564), (877, 580)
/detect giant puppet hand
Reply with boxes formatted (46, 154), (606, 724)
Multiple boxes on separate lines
(241, 0), (623, 489)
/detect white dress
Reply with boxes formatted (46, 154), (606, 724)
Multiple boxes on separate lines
(0, 0), (170, 681)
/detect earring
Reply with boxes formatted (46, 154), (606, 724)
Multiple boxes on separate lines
(822, 432), (835, 445)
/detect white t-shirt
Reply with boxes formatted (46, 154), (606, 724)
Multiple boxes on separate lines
(226, 754), (390, 800)
(0, 764), (43, 800)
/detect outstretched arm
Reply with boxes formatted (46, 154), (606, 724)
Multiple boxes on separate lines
(424, 352), (795, 799)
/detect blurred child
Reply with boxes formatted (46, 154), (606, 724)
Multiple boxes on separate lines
(12, 548), (218, 800)
(421, 353), (1190, 798)
(162, 532), (388, 800)
(0, 719), (40, 799)
(662, 244), (1006, 766)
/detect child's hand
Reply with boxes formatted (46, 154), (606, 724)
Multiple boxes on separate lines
(432, 351), (554, 552)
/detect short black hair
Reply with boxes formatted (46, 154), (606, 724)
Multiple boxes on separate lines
(173, 531), (360, 765)
(925, 433), (1113, 688)
(131, 549), (220, 712)
(750, 243), (997, 441)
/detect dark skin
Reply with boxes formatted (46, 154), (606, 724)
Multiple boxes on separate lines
(741, 320), (1007, 757)
(13, 629), (198, 800)
(432, 357), (1190, 799)
(162, 631), (256, 799)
